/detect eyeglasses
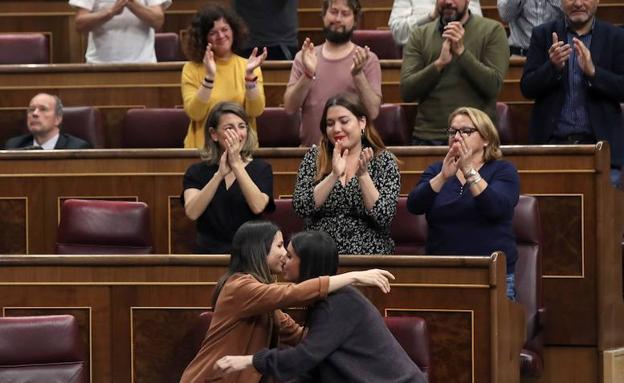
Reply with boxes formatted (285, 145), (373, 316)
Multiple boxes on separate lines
(446, 128), (478, 137)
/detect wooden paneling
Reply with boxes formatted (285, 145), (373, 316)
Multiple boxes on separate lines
(0, 143), (622, 369)
(0, 253), (524, 383)
(0, 60), (530, 147)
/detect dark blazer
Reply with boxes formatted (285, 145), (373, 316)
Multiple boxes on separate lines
(520, 17), (624, 166)
(4, 132), (92, 150)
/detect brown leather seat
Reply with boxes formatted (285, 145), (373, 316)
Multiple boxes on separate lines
(352, 30), (402, 59)
(384, 316), (431, 379)
(496, 102), (514, 145)
(391, 196), (428, 255)
(62, 106), (105, 148)
(0, 33), (50, 64)
(0, 315), (86, 383)
(155, 32), (186, 62)
(56, 199), (153, 254)
(374, 103), (411, 146)
(121, 108), (190, 148)
(262, 198), (304, 242)
(512, 195), (545, 377)
(256, 107), (301, 147)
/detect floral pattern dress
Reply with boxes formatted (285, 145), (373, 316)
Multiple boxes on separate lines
(293, 147), (400, 255)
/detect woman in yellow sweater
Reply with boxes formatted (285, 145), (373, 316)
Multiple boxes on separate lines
(181, 4), (267, 149)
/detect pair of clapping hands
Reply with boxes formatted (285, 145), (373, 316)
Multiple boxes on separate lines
(299, 37), (372, 77)
(548, 32), (595, 76)
(331, 142), (374, 179)
(202, 44), (268, 81)
(216, 129), (245, 177)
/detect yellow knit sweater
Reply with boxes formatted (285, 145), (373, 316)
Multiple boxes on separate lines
(181, 55), (265, 148)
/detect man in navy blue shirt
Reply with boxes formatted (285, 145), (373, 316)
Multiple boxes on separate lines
(520, 0), (624, 185)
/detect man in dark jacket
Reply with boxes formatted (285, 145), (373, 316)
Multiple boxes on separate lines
(5, 93), (91, 150)
(520, 0), (624, 184)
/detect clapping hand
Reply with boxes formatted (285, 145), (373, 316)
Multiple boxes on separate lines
(203, 43), (217, 79)
(350, 46), (371, 76)
(245, 47), (268, 77)
(442, 21), (465, 56)
(435, 39), (452, 71)
(109, 0), (128, 17)
(332, 141), (348, 178)
(355, 147), (374, 177)
(549, 32), (571, 71)
(573, 37), (595, 77)
(218, 151), (231, 177)
(224, 129), (244, 169)
(301, 37), (318, 77)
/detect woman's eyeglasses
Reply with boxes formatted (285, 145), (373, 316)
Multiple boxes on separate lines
(446, 128), (478, 137)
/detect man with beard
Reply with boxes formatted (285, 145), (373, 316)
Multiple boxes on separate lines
(400, 0), (509, 145)
(283, 0), (382, 146)
(520, 0), (624, 185)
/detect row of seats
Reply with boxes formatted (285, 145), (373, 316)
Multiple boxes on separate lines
(4, 103), (512, 149)
(0, 313), (429, 383)
(54, 195), (545, 377)
(0, 30), (400, 64)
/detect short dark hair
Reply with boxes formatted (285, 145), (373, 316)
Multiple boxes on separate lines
(322, 0), (362, 21)
(212, 220), (280, 305)
(182, 4), (249, 63)
(290, 230), (339, 282)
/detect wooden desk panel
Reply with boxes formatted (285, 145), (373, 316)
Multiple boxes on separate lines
(0, 254), (525, 383)
(0, 60), (531, 147)
(0, 143), (623, 368)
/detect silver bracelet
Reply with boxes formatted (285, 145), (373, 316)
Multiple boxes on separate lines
(468, 175), (482, 187)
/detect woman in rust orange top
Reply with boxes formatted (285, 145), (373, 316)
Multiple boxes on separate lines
(180, 220), (393, 383)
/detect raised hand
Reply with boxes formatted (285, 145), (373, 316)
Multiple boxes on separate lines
(549, 32), (571, 71)
(245, 47), (268, 77)
(573, 37), (595, 77)
(202, 43), (217, 79)
(332, 141), (348, 178)
(109, 0), (128, 17)
(301, 37), (318, 77)
(355, 147), (374, 177)
(435, 39), (453, 71)
(453, 133), (475, 175)
(218, 151), (231, 177)
(350, 46), (371, 76)
(350, 269), (395, 294)
(442, 21), (465, 56)
(440, 145), (460, 180)
(224, 129), (244, 169)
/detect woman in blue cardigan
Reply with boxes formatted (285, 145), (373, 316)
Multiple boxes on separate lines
(407, 107), (520, 300)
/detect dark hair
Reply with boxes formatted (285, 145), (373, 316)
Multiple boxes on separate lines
(182, 4), (249, 63)
(322, 0), (362, 23)
(200, 102), (258, 164)
(316, 92), (387, 181)
(290, 231), (339, 282)
(211, 220), (280, 306)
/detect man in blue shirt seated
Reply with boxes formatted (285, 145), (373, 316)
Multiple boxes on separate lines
(4, 93), (91, 150)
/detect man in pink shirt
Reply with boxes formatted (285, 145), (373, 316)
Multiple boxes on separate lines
(284, 0), (382, 146)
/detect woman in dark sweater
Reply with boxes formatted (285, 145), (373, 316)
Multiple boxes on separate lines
(214, 230), (427, 383)
(407, 107), (520, 300)
(181, 102), (274, 253)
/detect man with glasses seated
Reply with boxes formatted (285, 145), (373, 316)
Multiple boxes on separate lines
(4, 93), (91, 150)
(400, 0), (509, 146)
(406, 107), (519, 300)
